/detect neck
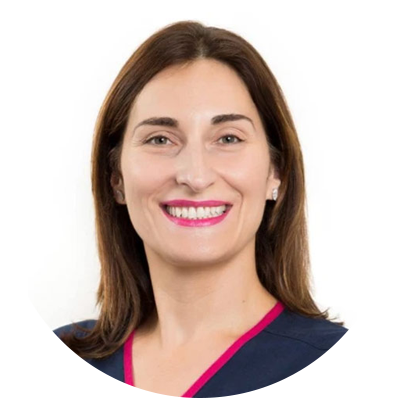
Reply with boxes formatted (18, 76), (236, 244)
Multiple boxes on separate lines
(138, 246), (277, 352)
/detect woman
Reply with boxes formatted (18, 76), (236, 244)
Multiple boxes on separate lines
(54, 20), (348, 397)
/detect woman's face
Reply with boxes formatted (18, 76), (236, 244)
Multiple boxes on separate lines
(113, 59), (280, 269)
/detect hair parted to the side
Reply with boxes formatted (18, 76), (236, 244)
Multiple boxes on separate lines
(58, 20), (345, 360)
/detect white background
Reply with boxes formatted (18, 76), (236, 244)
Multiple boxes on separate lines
(1, 0), (399, 398)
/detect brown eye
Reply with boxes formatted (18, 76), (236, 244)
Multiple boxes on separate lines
(144, 135), (172, 145)
(219, 135), (243, 144)
(144, 134), (243, 146)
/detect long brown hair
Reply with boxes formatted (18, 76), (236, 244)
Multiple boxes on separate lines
(59, 20), (345, 360)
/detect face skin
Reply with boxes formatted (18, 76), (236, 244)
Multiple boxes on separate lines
(111, 59), (281, 350)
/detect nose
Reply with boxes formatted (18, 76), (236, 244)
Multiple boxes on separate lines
(174, 140), (217, 193)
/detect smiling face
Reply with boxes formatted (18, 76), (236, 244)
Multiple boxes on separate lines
(111, 59), (280, 269)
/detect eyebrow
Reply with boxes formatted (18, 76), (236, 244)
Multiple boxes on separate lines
(132, 113), (255, 136)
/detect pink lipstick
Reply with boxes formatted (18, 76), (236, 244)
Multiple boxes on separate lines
(160, 203), (233, 227)
(161, 199), (232, 208)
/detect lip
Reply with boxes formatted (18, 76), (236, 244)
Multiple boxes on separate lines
(160, 199), (232, 207)
(160, 203), (232, 227)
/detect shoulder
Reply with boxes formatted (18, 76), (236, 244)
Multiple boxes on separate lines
(53, 319), (98, 335)
(263, 308), (348, 351)
(28, 319), (97, 360)
(261, 308), (357, 397)
(28, 319), (97, 352)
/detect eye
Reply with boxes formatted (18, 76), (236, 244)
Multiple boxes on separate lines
(143, 134), (244, 146)
(144, 135), (173, 146)
(218, 134), (243, 145)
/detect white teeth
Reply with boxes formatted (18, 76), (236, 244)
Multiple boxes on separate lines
(166, 205), (228, 219)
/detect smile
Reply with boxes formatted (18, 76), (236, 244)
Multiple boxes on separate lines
(160, 204), (232, 227)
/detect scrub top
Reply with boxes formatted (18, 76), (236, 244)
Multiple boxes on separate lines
(53, 301), (348, 397)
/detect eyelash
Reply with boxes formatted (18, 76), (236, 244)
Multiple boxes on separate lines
(144, 134), (244, 146)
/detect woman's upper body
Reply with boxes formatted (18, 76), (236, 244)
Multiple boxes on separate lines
(79, 21), (345, 366)
(54, 300), (348, 398)
(54, 21), (348, 398)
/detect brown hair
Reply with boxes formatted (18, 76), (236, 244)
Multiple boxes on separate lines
(59, 20), (345, 359)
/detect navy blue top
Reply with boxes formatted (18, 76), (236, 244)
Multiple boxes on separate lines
(53, 301), (347, 397)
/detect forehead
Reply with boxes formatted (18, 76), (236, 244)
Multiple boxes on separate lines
(129, 59), (258, 121)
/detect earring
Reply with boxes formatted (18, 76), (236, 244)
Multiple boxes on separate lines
(272, 188), (278, 201)
(116, 190), (125, 202)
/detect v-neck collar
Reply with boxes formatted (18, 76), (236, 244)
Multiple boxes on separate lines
(124, 300), (285, 397)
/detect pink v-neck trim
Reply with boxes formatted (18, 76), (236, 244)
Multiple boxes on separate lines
(124, 300), (285, 397)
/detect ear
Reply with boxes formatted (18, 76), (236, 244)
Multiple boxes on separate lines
(110, 171), (125, 204)
(266, 165), (281, 201)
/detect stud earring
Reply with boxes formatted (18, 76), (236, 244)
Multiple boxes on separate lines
(116, 190), (125, 202)
(272, 188), (279, 201)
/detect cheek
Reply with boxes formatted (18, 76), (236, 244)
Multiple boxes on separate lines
(221, 149), (269, 193)
(121, 152), (169, 198)
(125, 175), (164, 213)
